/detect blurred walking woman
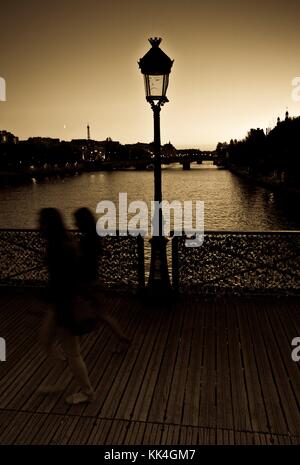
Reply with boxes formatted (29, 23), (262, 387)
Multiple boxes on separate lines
(74, 207), (129, 345)
(39, 208), (94, 404)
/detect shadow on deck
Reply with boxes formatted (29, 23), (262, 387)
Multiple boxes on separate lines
(0, 289), (299, 445)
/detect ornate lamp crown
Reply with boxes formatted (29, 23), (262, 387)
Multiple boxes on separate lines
(149, 37), (162, 47)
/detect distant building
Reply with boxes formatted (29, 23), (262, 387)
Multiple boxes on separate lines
(26, 137), (60, 144)
(71, 139), (106, 162)
(0, 130), (18, 144)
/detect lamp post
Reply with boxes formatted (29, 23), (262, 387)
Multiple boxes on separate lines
(138, 37), (173, 291)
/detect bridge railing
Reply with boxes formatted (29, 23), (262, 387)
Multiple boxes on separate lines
(172, 231), (300, 295)
(0, 229), (145, 291)
(1, 229), (299, 294)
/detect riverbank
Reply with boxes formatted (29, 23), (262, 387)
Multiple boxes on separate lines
(228, 164), (300, 197)
(0, 167), (85, 186)
(0, 171), (32, 185)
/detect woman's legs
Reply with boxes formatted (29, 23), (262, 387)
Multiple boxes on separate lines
(39, 310), (65, 360)
(38, 310), (66, 393)
(61, 329), (94, 403)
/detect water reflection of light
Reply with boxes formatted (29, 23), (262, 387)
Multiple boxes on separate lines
(1, 170), (300, 231)
(31, 177), (37, 184)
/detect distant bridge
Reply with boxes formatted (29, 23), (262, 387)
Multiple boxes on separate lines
(161, 152), (225, 169)
(83, 151), (226, 171)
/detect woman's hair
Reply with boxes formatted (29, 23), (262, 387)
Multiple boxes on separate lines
(39, 208), (67, 240)
(74, 207), (96, 235)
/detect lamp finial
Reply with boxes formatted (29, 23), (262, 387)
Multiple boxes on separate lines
(149, 37), (162, 47)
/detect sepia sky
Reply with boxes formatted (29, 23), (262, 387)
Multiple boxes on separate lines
(1, 0), (300, 149)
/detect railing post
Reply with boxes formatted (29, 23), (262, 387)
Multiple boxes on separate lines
(137, 234), (145, 289)
(172, 235), (179, 291)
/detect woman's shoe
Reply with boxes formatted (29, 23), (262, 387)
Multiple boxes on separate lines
(65, 390), (95, 405)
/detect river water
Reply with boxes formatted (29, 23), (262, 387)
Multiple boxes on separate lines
(0, 164), (299, 231)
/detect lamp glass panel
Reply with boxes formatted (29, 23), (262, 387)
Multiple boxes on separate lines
(148, 75), (164, 98)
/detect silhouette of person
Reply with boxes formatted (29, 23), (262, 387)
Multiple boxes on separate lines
(74, 207), (130, 347)
(38, 208), (94, 404)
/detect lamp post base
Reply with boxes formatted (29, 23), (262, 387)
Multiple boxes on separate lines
(148, 235), (171, 292)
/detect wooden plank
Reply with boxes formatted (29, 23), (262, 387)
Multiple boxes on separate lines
(238, 304), (269, 432)
(253, 432), (261, 445)
(217, 428), (223, 445)
(105, 419), (128, 445)
(67, 416), (97, 445)
(132, 421), (146, 445)
(13, 413), (48, 444)
(193, 426), (199, 443)
(50, 415), (81, 445)
(0, 410), (17, 438)
(291, 435), (300, 445)
(115, 420), (131, 445)
(160, 424), (169, 445)
(198, 301), (217, 428)
(202, 428), (211, 444)
(0, 291), (20, 310)
(223, 429), (230, 445)
(226, 301), (251, 432)
(277, 435), (292, 445)
(87, 419), (113, 445)
(246, 432), (254, 445)
(182, 302), (206, 427)
(0, 325), (39, 385)
(115, 305), (165, 421)
(282, 300), (300, 335)
(269, 306), (300, 407)
(216, 304), (234, 429)
(0, 348), (46, 409)
(154, 423), (164, 445)
(197, 427), (204, 444)
(83, 298), (143, 418)
(179, 425), (187, 445)
(125, 421), (145, 445)
(228, 429), (235, 445)
(131, 303), (174, 422)
(147, 423), (160, 445)
(0, 298), (46, 382)
(30, 413), (63, 444)
(240, 432), (248, 445)
(209, 428), (216, 444)
(185, 426), (196, 444)
(0, 411), (31, 444)
(246, 304), (289, 434)
(92, 302), (147, 418)
(234, 430), (242, 444)
(147, 301), (185, 423)
(170, 424), (180, 445)
(165, 299), (196, 424)
(257, 304), (300, 435)
(142, 423), (156, 445)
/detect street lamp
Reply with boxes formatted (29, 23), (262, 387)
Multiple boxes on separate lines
(138, 37), (174, 291)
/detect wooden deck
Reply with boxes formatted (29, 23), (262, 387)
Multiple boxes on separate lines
(0, 289), (299, 445)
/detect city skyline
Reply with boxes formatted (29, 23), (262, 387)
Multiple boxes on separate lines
(1, 0), (300, 149)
